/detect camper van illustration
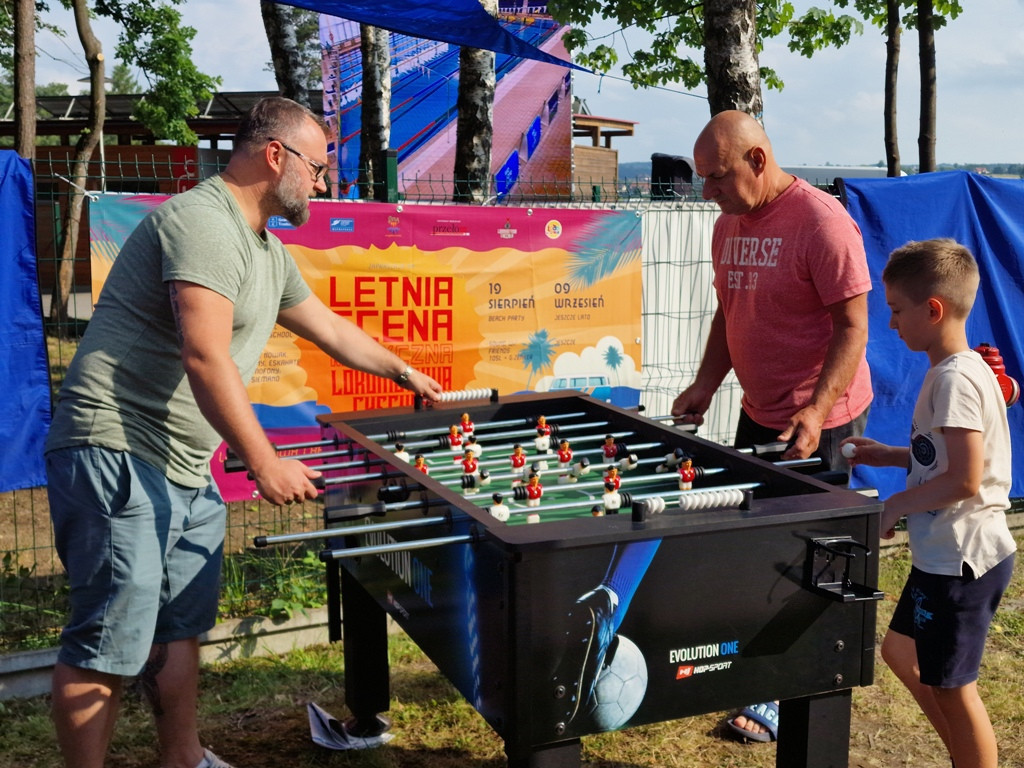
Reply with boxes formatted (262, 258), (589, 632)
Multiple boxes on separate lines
(548, 374), (613, 402)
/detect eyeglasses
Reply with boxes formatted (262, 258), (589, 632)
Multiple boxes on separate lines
(270, 138), (328, 183)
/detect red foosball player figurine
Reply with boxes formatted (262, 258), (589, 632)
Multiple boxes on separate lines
(557, 439), (573, 467)
(459, 412), (475, 438)
(602, 434), (619, 461)
(678, 458), (696, 491)
(413, 454), (429, 474)
(509, 443), (527, 485)
(447, 424), (463, 450)
(525, 473), (544, 507)
(461, 448), (479, 477)
(604, 465), (621, 490)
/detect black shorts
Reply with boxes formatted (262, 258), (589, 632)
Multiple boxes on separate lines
(888, 554), (1014, 688)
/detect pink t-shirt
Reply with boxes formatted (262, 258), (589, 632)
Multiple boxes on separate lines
(712, 177), (873, 430)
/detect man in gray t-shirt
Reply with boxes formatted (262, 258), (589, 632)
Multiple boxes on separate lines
(45, 97), (443, 768)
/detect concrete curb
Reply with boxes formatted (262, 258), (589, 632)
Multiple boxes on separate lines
(1, 607), (334, 701)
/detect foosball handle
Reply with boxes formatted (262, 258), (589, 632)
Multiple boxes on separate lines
(415, 388), (499, 410)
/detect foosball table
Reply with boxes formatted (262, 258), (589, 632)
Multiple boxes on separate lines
(252, 391), (883, 768)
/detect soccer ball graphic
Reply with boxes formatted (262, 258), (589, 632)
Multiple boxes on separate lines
(585, 634), (648, 731)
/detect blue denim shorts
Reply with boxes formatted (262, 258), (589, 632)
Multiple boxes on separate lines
(46, 446), (225, 676)
(889, 555), (1014, 688)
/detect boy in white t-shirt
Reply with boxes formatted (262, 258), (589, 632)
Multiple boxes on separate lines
(843, 238), (1016, 768)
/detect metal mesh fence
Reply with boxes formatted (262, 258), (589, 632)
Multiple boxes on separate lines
(1, 151), (713, 652)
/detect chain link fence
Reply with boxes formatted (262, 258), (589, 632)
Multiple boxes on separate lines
(1, 151), (711, 652)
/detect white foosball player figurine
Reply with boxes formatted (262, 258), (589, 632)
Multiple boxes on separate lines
(393, 442), (410, 462)
(488, 492), (510, 522)
(602, 481), (623, 514)
(535, 415), (553, 454)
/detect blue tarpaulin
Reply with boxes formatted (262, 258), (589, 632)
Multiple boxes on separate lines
(279, 0), (586, 70)
(842, 171), (1024, 500)
(0, 151), (50, 492)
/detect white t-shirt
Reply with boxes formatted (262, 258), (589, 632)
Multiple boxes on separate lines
(905, 350), (1016, 577)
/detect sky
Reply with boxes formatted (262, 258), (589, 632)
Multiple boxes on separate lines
(32, 0), (1024, 167)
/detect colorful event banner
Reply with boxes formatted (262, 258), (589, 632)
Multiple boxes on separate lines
(91, 197), (642, 499)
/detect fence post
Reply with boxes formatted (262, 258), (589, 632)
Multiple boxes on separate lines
(375, 148), (398, 203)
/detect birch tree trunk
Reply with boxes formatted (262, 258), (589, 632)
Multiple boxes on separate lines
(261, 1), (309, 107)
(358, 25), (391, 200)
(703, 0), (762, 118)
(453, 0), (496, 203)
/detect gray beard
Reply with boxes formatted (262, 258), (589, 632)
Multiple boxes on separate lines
(273, 164), (311, 227)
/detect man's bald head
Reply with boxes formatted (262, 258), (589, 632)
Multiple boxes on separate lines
(692, 110), (792, 215)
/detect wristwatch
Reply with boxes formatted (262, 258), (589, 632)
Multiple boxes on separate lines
(395, 365), (413, 385)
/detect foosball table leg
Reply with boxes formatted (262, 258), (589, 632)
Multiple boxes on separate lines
(341, 566), (392, 736)
(776, 689), (853, 768)
(506, 738), (582, 768)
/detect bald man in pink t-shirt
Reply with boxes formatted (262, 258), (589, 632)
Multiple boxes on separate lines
(672, 110), (873, 743)
(672, 110), (872, 471)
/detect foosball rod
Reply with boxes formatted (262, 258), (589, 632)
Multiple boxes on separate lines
(459, 465), (729, 501)
(504, 482), (761, 517)
(395, 420), (620, 453)
(424, 441), (661, 475)
(254, 514), (455, 547)
(225, 406), (589, 464)
(363, 411), (591, 444)
(320, 533), (474, 562)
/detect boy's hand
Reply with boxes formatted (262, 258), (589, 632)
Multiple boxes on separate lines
(840, 437), (884, 467)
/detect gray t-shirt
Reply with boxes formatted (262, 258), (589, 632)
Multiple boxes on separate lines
(46, 175), (311, 487)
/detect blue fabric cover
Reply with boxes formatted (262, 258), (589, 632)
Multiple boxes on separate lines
(843, 171), (1024, 500)
(0, 151), (51, 491)
(281, 0), (586, 70)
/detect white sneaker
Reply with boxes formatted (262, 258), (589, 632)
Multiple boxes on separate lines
(196, 749), (236, 768)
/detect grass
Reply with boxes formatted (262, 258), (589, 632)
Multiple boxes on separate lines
(1, 539), (1023, 768)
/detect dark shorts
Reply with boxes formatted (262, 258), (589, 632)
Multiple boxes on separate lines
(734, 407), (869, 475)
(888, 555), (1015, 688)
(46, 446), (225, 676)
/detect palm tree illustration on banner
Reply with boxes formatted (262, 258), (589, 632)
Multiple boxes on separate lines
(603, 344), (624, 386)
(564, 214), (642, 288)
(517, 329), (555, 390)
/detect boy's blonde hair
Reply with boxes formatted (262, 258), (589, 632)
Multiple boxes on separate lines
(882, 238), (980, 318)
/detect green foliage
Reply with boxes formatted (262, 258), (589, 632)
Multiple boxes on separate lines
(109, 60), (141, 94)
(549, 0), (960, 92)
(0, 0), (63, 72)
(91, 0), (221, 144)
(220, 548), (327, 622)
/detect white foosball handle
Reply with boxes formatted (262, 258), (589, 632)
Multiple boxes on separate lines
(417, 389), (498, 409)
